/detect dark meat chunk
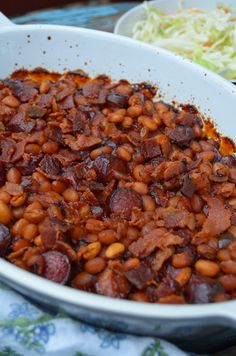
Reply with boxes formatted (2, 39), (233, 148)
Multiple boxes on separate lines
(186, 275), (224, 303)
(69, 110), (86, 133)
(27, 105), (47, 118)
(39, 154), (62, 177)
(110, 188), (142, 219)
(16, 154), (43, 175)
(124, 263), (153, 289)
(107, 92), (128, 108)
(82, 82), (106, 104)
(42, 251), (71, 284)
(5, 79), (38, 102)
(0, 224), (11, 257)
(231, 212), (236, 226)
(175, 111), (196, 126)
(221, 155), (236, 168)
(48, 126), (64, 146)
(181, 175), (197, 198)
(93, 154), (127, 182)
(167, 126), (195, 146)
(8, 111), (35, 133)
(0, 138), (25, 163)
(141, 138), (161, 160)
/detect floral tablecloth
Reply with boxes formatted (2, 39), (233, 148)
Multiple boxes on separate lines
(0, 281), (187, 356)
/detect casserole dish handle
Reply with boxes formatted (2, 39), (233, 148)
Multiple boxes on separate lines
(0, 13), (15, 27)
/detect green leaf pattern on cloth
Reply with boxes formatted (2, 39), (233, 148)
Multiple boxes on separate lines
(0, 281), (186, 356)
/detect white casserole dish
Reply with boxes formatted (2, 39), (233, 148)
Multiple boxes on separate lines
(0, 11), (236, 353)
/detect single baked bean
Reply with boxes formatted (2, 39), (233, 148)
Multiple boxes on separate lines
(2, 94), (20, 107)
(127, 227), (139, 241)
(84, 257), (106, 274)
(6, 168), (21, 184)
(217, 249), (231, 261)
(39, 80), (50, 94)
(12, 207), (25, 220)
(10, 192), (27, 207)
(25, 144), (41, 154)
(86, 233), (98, 243)
(24, 209), (46, 223)
(190, 141), (202, 153)
(116, 84), (133, 96)
(105, 242), (125, 259)
(38, 181), (52, 193)
(175, 267), (192, 286)
(108, 112), (124, 123)
(0, 201), (12, 224)
(63, 188), (79, 202)
(172, 251), (193, 268)
(143, 100), (154, 115)
(42, 141), (59, 154)
(127, 105), (142, 118)
(12, 218), (29, 236)
(52, 180), (67, 194)
(220, 260), (236, 275)
(131, 292), (149, 302)
(90, 146), (112, 160)
(123, 258), (140, 271)
(138, 115), (157, 131)
(32, 172), (48, 184)
(23, 224), (38, 241)
(71, 226), (86, 240)
(25, 201), (43, 211)
(122, 116), (133, 127)
(0, 191), (11, 204)
(116, 146), (132, 162)
(98, 229), (117, 245)
(79, 205), (91, 219)
(132, 182), (148, 195)
(195, 259), (220, 277)
(195, 213), (206, 227)
(12, 238), (30, 252)
(197, 151), (215, 161)
(72, 272), (95, 289)
(83, 242), (101, 260)
(86, 219), (105, 233)
(152, 113), (162, 126)
(34, 235), (42, 246)
(142, 195), (156, 211)
(218, 275), (236, 291)
(190, 194), (204, 213)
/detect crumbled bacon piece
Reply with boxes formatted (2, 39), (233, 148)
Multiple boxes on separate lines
(196, 196), (231, 239)
(129, 228), (184, 258)
(64, 134), (101, 151)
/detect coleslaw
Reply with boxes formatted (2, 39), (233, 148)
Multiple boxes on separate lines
(132, 2), (236, 79)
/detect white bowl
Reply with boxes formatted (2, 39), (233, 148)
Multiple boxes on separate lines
(0, 12), (236, 352)
(114, 0), (236, 83)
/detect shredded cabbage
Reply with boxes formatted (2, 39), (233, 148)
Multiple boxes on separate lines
(132, 2), (236, 79)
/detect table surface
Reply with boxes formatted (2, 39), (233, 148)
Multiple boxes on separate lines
(12, 2), (138, 32)
(10, 3), (236, 355)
